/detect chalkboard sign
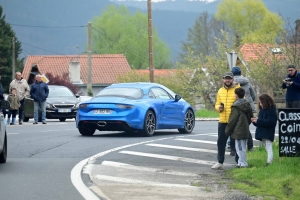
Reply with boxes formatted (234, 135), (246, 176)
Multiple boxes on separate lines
(278, 109), (300, 157)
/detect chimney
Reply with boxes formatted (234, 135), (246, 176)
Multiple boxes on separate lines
(69, 60), (80, 83)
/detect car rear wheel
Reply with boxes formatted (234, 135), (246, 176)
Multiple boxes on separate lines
(23, 116), (29, 122)
(79, 127), (95, 136)
(178, 109), (195, 134)
(59, 118), (66, 122)
(140, 110), (156, 137)
(0, 132), (7, 163)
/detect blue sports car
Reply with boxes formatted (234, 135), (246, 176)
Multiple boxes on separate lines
(76, 82), (195, 136)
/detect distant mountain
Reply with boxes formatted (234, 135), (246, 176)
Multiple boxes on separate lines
(1, 0), (299, 63)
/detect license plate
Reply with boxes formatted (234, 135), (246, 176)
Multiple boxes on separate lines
(93, 109), (111, 114)
(58, 109), (71, 113)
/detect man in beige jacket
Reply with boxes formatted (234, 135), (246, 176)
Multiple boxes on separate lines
(9, 72), (30, 125)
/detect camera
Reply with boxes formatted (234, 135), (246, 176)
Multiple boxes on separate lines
(285, 78), (292, 86)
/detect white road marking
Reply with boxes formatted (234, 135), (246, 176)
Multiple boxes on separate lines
(95, 175), (196, 188)
(175, 138), (217, 144)
(71, 137), (174, 200)
(119, 150), (232, 166)
(101, 161), (198, 177)
(7, 133), (19, 135)
(146, 143), (218, 153)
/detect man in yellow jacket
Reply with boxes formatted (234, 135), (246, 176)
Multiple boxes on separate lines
(211, 72), (240, 170)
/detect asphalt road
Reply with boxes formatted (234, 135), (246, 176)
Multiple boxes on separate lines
(0, 119), (271, 200)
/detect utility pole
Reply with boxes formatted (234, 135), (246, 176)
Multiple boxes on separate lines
(147, 0), (154, 82)
(87, 22), (93, 96)
(12, 37), (16, 79)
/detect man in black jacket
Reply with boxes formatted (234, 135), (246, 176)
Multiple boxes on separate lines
(30, 74), (49, 124)
(282, 65), (300, 108)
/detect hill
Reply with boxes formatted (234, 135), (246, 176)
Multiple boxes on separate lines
(1, 0), (299, 63)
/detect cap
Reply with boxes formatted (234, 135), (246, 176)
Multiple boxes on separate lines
(223, 72), (234, 79)
(287, 65), (296, 69)
(231, 66), (241, 76)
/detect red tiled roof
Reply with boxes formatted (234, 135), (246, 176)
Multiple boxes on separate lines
(135, 69), (178, 77)
(23, 54), (131, 84)
(240, 43), (286, 65)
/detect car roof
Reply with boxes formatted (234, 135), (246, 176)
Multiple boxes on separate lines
(109, 82), (163, 90)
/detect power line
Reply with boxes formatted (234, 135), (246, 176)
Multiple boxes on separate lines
(21, 42), (64, 55)
(10, 23), (86, 28)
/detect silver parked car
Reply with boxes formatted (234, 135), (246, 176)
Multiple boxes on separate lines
(0, 100), (10, 163)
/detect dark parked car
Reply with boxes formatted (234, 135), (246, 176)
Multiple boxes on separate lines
(23, 85), (80, 122)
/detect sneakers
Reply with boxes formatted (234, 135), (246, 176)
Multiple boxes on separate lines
(33, 122), (38, 124)
(19, 119), (23, 125)
(42, 122), (47, 124)
(211, 163), (223, 170)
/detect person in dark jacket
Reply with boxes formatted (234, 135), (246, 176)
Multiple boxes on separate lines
(251, 94), (277, 166)
(30, 74), (49, 124)
(225, 88), (253, 168)
(282, 65), (300, 108)
(231, 66), (256, 152)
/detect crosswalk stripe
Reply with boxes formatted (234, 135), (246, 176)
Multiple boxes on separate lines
(146, 143), (218, 153)
(175, 138), (217, 144)
(101, 161), (197, 177)
(119, 150), (232, 166)
(95, 175), (197, 188)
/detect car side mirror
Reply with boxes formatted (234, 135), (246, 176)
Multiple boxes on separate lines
(175, 94), (181, 102)
(0, 100), (10, 109)
(75, 94), (80, 98)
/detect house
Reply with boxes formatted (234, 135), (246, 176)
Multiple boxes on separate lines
(22, 54), (131, 95)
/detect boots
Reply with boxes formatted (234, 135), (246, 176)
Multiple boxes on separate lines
(10, 118), (16, 125)
(6, 118), (10, 125)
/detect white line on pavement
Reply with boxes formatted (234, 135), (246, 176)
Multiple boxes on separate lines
(101, 161), (198, 177)
(175, 138), (217, 144)
(71, 136), (174, 200)
(95, 175), (196, 188)
(119, 150), (232, 166)
(146, 143), (218, 153)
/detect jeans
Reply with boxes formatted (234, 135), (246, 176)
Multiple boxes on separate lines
(19, 98), (24, 120)
(8, 110), (17, 119)
(230, 130), (253, 151)
(235, 139), (248, 167)
(217, 123), (229, 164)
(34, 101), (46, 122)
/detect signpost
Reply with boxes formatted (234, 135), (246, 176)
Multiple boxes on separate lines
(278, 108), (300, 157)
(226, 50), (238, 70)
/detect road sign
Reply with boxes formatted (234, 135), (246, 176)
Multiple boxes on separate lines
(226, 51), (238, 70)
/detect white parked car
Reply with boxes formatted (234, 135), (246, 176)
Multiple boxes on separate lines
(0, 100), (10, 163)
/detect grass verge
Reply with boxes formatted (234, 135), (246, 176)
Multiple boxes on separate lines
(226, 140), (300, 200)
(195, 109), (219, 118)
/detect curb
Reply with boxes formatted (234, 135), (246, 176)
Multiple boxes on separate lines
(196, 118), (219, 121)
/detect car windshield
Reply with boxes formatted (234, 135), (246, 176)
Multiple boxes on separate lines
(48, 87), (74, 97)
(96, 88), (143, 99)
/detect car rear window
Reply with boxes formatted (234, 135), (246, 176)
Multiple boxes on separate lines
(49, 87), (74, 97)
(96, 88), (143, 99)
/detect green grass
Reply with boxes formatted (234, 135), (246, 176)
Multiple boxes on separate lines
(226, 141), (300, 200)
(195, 109), (219, 118)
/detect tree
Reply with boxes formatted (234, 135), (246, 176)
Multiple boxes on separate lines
(215, 0), (284, 45)
(178, 11), (226, 63)
(46, 72), (81, 95)
(0, 6), (23, 92)
(91, 5), (172, 69)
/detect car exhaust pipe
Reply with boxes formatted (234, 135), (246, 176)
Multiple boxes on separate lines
(97, 121), (107, 127)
